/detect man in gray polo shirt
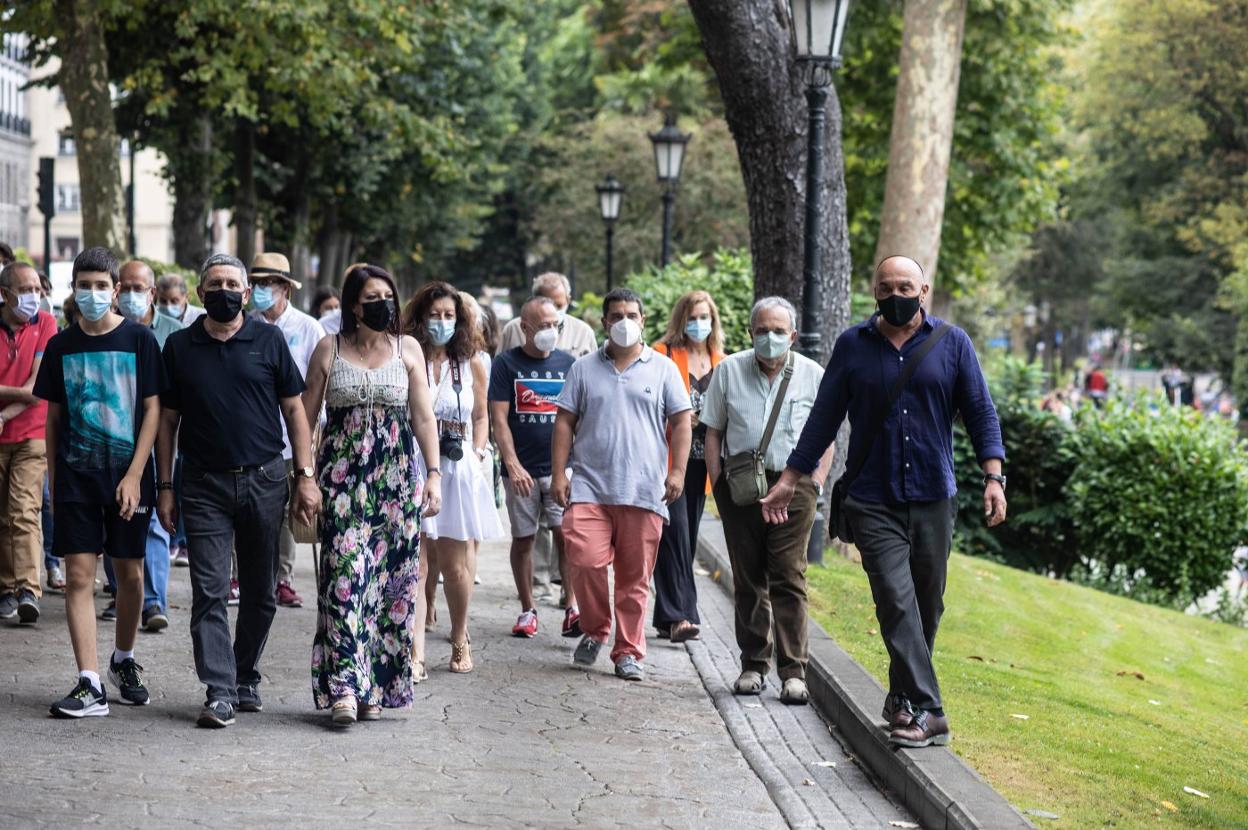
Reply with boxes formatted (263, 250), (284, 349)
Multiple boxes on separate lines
(552, 288), (691, 682)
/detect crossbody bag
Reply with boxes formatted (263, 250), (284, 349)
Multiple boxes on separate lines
(830, 323), (951, 543)
(723, 351), (794, 506)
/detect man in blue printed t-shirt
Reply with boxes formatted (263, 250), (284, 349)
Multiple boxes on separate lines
(489, 296), (578, 640)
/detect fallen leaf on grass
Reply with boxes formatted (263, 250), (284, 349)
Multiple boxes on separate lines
(889, 822), (920, 829)
(1116, 670), (1146, 681)
(1148, 700), (1162, 706)
(1160, 801), (1178, 812)
(1024, 809), (1060, 821)
(812, 761), (837, 768)
(1183, 787), (1209, 799)
(867, 628), (877, 636)
(1011, 713), (1030, 720)
(967, 655), (985, 662)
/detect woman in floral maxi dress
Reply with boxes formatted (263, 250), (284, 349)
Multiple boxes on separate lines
(301, 265), (442, 726)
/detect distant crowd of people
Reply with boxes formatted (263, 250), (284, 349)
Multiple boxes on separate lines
(0, 246), (1008, 750)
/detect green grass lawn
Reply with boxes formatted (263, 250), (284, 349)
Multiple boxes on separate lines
(806, 552), (1248, 829)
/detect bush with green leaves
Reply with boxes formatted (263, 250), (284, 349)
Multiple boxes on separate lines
(1064, 401), (1248, 608)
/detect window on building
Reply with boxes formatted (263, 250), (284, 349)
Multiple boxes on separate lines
(57, 130), (75, 156)
(55, 184), (80, 213)
(55, 237), (79, 262)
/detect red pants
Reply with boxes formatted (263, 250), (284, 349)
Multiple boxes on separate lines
(562, 503), (663, 662)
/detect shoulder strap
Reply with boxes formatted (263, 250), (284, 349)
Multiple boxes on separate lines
(757, 351), (796, 461)
(841, 323), (953, 487)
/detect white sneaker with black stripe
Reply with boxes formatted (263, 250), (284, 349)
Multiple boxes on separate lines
(50, 677), (109, 718)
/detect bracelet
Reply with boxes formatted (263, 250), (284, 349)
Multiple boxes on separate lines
(426, 467), (441, 477)
(157, 481), (174, 491)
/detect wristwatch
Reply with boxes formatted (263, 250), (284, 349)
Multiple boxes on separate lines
(426, 467), (442, 477)
(292, 466), (316, 480)
(983, 473), (1007, 490)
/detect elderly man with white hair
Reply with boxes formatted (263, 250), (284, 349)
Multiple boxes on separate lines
(701, 296), (832, 706)
(499, 272), (597, 357)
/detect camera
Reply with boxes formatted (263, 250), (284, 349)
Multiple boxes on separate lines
(439, 431), (464, 461)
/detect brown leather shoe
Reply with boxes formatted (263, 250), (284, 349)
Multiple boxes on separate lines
(888, 709), (950, 747)
(882, 693), (914, 730)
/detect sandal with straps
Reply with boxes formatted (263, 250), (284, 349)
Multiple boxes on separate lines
(449, 640), (473, 673)
(330, 697), (357, 726)
(359, 703), (382, 721)
(414, 659), (428, 684)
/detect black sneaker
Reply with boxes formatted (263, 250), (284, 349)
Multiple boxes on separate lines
(142, 604), (168, 632)
(0, 592), (17, 619)
(108, 656), (150, 706)
(16, 590), (38, 624)
(100, 600), (117, 621)
(197, 699), (235, 729)
(236, 684), (262, 713)
(50, 677), (109, 718)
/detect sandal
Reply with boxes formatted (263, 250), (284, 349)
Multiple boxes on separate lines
(669, 620), (701, 643)
(414, 659), (428, 683)
(330, 697), (357, 726)
(449, 640), (473, 673)
(359, 703), (382, 721)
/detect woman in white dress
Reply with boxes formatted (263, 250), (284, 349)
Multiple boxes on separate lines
(402, 282), (500, 674)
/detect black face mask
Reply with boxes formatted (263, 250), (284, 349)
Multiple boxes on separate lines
(878, 293), (922, 327)
(203, 289), (244, 323)
(359, 298), (396, 332)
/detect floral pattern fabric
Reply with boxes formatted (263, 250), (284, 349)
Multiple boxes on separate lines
(311, 401), (422, 709)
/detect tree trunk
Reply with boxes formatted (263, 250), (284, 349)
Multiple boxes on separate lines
(171, 114), (214, 269)
(873, 0), (967, 293)
(55, 0), (126, 252)
(234, 118), (257, 267)
(289, 180), (313, 307)
(687, 0), (852, 351)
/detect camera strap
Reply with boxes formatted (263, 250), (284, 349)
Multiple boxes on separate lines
(450, 358), (463, 418)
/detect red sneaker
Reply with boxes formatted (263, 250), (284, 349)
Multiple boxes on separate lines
(561, 606), (582, 638)
(227, 579), (240, 607)
(512, 609), (538, 638)
(276, 580), (303, 608)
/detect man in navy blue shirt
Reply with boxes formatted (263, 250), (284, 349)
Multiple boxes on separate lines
(761, 255), (1007, 748)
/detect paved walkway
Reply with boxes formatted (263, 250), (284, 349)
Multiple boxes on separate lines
(0, 532), (913, 828)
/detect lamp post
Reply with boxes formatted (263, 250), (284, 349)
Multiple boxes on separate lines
(648, 113), (691, 268)
(596, 173), (624, 291)
(787, 0), (851, 566)
(787, 0), (851, 366)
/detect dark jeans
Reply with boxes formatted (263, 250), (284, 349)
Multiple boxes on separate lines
(714, 471), (817, 681)
(652, 459), (707, 628)
(843, 495), (956, 713)
(182, 456), (288, 704)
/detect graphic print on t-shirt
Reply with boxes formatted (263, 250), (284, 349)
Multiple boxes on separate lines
(63, 351), (137, 470)
(514, 376), (563, 422)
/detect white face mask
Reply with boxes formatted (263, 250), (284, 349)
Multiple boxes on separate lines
(554, 305), (567, 325)
(609, 318), (642, 349)
(533, 327), (558, 352)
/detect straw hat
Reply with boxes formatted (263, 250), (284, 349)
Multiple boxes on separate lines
(250, 252), (302, 290)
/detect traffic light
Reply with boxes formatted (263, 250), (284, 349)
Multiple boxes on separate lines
(37, 156), (54, 218)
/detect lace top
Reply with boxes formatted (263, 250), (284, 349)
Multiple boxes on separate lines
(324, 337), (409, 410)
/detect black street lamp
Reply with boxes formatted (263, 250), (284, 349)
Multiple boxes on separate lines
(648, 113), (691, 268)
(786, 0), (851, 366)
(596, 173), (624, 291)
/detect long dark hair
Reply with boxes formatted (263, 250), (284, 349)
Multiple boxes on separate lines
(340, 264), (401, 337)
(401, 280), (474, 362)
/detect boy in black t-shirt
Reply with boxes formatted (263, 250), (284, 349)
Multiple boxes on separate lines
(33, 247), (164, 717)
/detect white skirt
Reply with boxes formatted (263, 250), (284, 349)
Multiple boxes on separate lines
(417, 451), (502, 542)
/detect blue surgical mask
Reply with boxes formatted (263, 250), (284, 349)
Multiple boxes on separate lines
(685, 318), (712, 343)
(75, 288), (114, 322)
(118, 290), (151, 321)
(13, 291), (41, 323)
(251, 284), (276, 312)
(157, 302), (183, 320)
(428, 318), (456, 346)
(753, 332), (792, 360)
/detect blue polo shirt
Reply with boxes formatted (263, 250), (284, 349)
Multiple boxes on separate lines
(161, 313), (304, 470)
(787, 313), (1004, 504)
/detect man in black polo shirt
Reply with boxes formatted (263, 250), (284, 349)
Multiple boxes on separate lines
(155, 253), (320, 729)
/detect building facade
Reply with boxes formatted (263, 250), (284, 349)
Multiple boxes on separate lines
(0, 33), (32, 252)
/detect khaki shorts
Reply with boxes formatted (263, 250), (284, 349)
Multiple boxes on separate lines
(503, 473), (567, 538)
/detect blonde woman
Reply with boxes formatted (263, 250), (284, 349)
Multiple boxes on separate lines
(651, 290), (726, 642)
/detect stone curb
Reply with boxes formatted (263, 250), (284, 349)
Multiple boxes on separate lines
(696, 518), (1035, 830)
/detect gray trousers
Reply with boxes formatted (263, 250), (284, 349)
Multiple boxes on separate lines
(182, 456), (289, 704)
(843, 495), (956, 712)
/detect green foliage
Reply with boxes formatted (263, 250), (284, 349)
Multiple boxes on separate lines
(840, 0), (1072, 295)
(1065, 400), (1248, 609)
(617, 249), (755, 352)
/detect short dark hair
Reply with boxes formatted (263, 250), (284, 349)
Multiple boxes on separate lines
(602, 287), (643, 318)
(340, 264), (400, 337)
(0, 243), (14, 265)
(0, 261), (35, 289)
(72, 246), (120, 283)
